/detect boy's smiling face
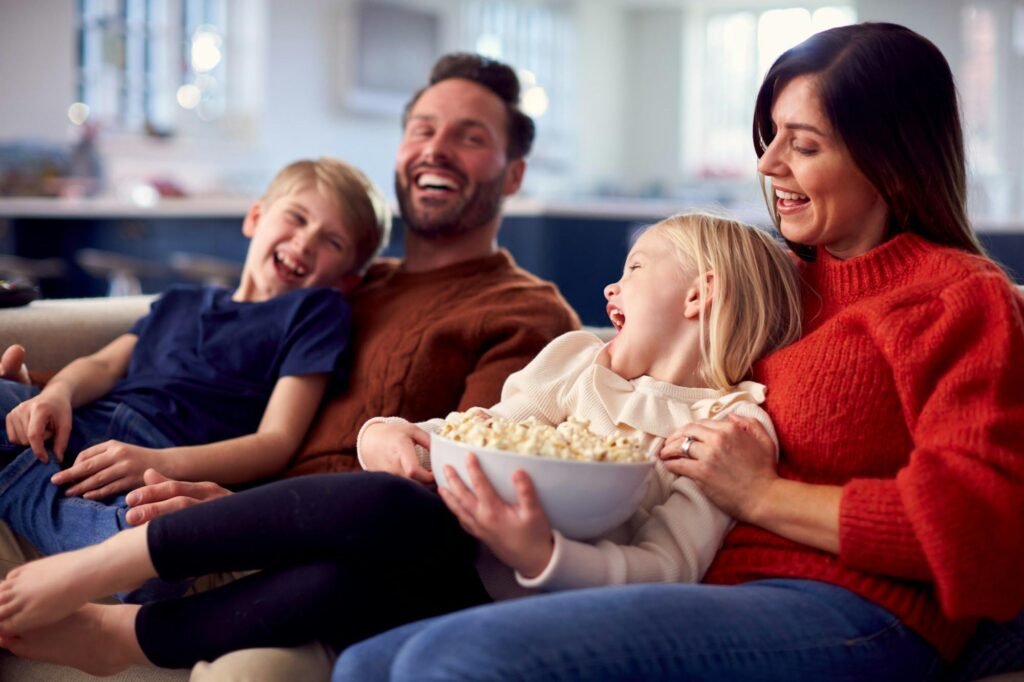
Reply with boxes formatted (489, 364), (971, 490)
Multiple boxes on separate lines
(235, 185), (360, 302)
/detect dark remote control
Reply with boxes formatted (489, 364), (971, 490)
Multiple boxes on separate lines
(0, 278), (40, 308)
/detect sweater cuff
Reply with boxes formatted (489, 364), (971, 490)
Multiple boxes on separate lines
(355, 416), (409, 470)
(840, 479), (930, 580)
(516, 530), (610, 590)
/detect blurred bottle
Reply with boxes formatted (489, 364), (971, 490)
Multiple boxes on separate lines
(65, 123), (104, 197)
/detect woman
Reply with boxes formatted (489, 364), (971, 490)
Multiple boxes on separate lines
(332, 22), (1024, 681)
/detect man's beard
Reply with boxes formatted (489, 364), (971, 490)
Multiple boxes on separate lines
(395, 168), (507, 239)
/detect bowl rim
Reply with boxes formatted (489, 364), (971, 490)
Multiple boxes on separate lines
(430, 431), (655, 470)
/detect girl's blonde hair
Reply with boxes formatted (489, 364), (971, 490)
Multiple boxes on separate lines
(262, 157), (392, 274)
(650, 212), (802, 392)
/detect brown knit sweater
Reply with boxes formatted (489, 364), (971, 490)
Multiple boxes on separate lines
(286, 249), (580, 477)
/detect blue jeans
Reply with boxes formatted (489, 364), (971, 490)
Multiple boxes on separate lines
(333, 579), (943, 682)
(948, 611), (1024, 681)
(0, 379), (185, 601)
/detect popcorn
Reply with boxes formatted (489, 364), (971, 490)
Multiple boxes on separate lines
(438, 411), (649, 463)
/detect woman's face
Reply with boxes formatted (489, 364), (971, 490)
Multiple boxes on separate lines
(757, 75), (889, 260)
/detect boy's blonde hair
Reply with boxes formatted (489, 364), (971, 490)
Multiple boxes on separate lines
(262, 157), (392, 274)
(649, 212), (802, 392)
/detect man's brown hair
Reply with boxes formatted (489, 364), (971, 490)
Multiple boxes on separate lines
(402, 52), (536, 160)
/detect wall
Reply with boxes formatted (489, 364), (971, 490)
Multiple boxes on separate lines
(573, 1), (628, 195)
(0, 0), (76, 142)
(258, 0), (403, 192)
(622, 7), (684, 197)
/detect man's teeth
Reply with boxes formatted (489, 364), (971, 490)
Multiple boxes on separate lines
(275, 252), (307, 276)
(416, 173), (458, 190)
(775, 189), (808, 201)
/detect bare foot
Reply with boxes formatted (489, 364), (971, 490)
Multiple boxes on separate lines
(0, 603), (148, 676)
(0, 526), (154, 633)
(0, 344), (30, 385)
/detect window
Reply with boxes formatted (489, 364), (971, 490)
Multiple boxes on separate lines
(459, 0), (575, 169)
(962, 3), (999, 177)
(960, 1), (1024, 222)
(75, 0), (228, 134)
(681, 5), (856, 179)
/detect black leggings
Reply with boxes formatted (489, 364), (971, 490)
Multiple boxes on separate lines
(135, 472), (490, 669)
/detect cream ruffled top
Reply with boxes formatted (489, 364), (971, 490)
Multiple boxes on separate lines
(360, 330), (777, 599)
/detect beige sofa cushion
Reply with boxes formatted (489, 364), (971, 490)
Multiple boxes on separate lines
(0, 296), (154, 374)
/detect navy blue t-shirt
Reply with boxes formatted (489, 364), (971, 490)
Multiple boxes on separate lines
(104, 285), (351, 446)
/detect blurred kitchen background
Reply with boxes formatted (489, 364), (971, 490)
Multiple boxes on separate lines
(1, 0), (1022, 325)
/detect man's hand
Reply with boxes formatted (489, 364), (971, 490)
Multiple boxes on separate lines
(359, 421), (435, 485)
(439, 453), (554, 579)
(5, 388), (72, 463)
(0, 344), (31, 385)
(124, 469), (231, 525)
(50, 440), (167, 499)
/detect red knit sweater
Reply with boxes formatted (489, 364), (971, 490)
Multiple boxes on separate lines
(704, 233), (1024, 661)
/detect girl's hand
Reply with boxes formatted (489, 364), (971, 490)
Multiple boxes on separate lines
(4, 390), (72, 463)
(660, 414), (778, 522)
(439, 453), (554, 578)
(50, 440), (166, 500)
(359, 422), (435, 485)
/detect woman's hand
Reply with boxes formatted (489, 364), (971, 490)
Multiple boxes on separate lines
(359, 422), (435, 485)
(439, 453), (554, 579)
(5, 388), (72, 463)
(124, 469), (231, 525)
(50, 440), (167, 499)
(661, 414), (779, 522)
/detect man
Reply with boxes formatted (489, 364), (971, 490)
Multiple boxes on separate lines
(1, 52), (579, 680)
(123, 52), (577, 508)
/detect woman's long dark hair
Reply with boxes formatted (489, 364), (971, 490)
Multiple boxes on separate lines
(753, 22), (985, 259)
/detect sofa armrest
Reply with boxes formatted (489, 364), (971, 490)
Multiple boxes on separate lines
(0, 296), (155, 375)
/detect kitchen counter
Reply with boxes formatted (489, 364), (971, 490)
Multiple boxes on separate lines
(2, 196), (1022, 326)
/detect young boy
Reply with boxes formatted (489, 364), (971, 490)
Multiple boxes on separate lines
(0, 157), (391, 563)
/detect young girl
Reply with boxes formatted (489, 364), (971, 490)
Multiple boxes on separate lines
(0, 212), (801, 675)
(358, 212), (803, 593)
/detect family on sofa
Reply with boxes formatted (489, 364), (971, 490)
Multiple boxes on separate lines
(0, 22), (1023, 682)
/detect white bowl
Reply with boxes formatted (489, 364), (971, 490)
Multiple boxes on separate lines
(431, 432), (654, 540)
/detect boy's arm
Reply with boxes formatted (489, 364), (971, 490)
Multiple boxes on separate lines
(6, 334), (136, 460)
(159, 373), (330, 483)
(38, 334), (137, 408)
(54, 373), (329, 497)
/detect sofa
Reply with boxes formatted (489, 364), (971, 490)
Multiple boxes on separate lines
(0, 295), (1022, 682)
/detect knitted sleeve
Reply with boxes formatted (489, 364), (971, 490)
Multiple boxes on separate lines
(487, 330), (602, 424)
(455, 288), (580, 411)
(839, 273), (1024, 620)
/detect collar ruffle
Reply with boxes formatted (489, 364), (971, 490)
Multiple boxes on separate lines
(588, 354), (766, 438)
